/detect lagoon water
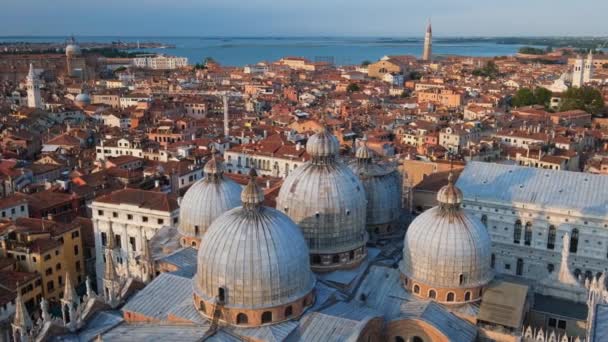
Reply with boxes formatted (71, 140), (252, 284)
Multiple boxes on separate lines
(1, 36), (530, 66)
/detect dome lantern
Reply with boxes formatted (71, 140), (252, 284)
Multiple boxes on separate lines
(241, 168), (264, 209)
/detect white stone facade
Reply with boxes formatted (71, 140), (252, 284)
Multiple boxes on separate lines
(458, 162), (608, 286)
(91, 200), (179, 293)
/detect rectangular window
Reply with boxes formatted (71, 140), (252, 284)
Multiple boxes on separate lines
(45, 268), (52, 276)
(115, 235), (121, 248)
(127, 214), (133, 220)
(98, 210), (104, 216)
(142, 216), (148, 222)
(76, 261), (81, 272)
(101, 232), (107, 246)
(47, 281), (54, 291)
(10, 208), (15, 214)
(113, 212), (118, 218)
(558, 320), (566, 330)
(72, 231), (79, 239)
(173, 217), (178, 224)
(129, 236), (136, 251)
(44, 254), (51, 261)
(548, 318), (557, 327)
(157, 219), (164, 225)
(74, 245), (79, 255)
(20, 205), (25, 212)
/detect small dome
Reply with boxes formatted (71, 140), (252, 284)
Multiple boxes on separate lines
(306, 128), (339, 159)
(400, 174), (493, 302)
(66, 44), (81, 56)
(348, 152), (402, 230)
(178, 153), (241, 242)
(194, 170), (315, 324)
(75, 93), (91, 106)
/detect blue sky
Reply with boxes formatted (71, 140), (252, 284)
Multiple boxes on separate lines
(1, 0), (607, 37)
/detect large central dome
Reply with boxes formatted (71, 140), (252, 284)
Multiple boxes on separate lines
(400, 173), (493, 304)
(276, 127), (368, 272)
(193, 169), (315, 327)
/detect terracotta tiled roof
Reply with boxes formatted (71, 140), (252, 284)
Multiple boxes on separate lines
(94, 188), (178, 212)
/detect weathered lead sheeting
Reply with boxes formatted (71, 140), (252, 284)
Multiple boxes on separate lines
(457, 161), (608, 217)
(122, 273), (192, 320)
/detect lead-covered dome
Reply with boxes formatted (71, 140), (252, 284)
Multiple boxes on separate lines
(178, 150), (241, 247)
(193, 170), (315, 326)
(277, 127), (368, 272)
(400, 173), (493, 304)
(65, 44), (81, 56)
(306, 129), (339, 158)
(75, 93), (91, 107)
(348, 140), (402, 236)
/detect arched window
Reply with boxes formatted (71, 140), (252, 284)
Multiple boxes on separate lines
(413, 284), (420, 294)
(524, 222), (533, 246)
(413, 337), (424, 342)
(236, 313), (248, 325)
(570, 229), (579, 253)
(446, 292), (455, 302)
(465, 291), (471, 301)
(547, 225), (556, 250)
(516, 258), (524, 276)
(574, 268), (582, 279)
(395, 337), (405, 342)
(547, 264), (554, 273)
(261, 311), (272, 324)
(218, 287), (225, 302)
(514, 220), (522, 244)
(459, 274), (465, 285)
(481, 215), (488, 228)
(491, 253), (495, 268)
(284, 306), (293, 318)
(428, 289), (436, 299)
(585, 270), (593, 280)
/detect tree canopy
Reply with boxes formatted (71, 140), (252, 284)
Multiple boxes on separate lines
(560, 86), (605, 116)
(511, 87), (552, 108)
(347, 83), (360, 92)
(518, 46), (546, 55)
(472, 61), (500, 79)
(361, 60), (372, 67)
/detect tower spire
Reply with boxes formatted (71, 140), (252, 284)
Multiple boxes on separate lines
(12, 293), (32, 342)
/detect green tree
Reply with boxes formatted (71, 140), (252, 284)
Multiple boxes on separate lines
(512, 88), (536, 107)
(533, 87), (552, 108)
(518, 46), (546, 55)
(472, 61), (500, 79)
(361, 60), (372, 67)
(409, 71), (422, 80)
(347, 83), (360, 92)
(560, 86), (605, 115)
(511, 87), (553, 108)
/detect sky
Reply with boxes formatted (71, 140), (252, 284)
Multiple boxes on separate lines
(1, 0), (607, 37)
